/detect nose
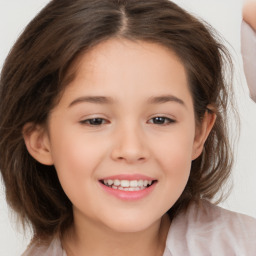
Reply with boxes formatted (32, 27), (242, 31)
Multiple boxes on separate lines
(110, 124), (149, 164)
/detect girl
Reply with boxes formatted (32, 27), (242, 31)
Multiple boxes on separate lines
(0, 0), (255, 255)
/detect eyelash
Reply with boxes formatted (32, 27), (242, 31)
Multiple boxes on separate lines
(79, 118), (109, 126)
(79, 116), (175, 126)
(148, 116), (175, 125)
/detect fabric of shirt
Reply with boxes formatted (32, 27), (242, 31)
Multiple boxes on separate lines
(22, 200), (256, 256)
(241, 20), (256, 102)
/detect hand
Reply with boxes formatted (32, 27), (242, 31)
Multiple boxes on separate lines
(243, 0), (256, 31)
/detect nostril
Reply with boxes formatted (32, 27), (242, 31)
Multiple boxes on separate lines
(110, 135), (149, 163)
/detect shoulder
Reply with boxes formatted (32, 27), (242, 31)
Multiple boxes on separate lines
(22, 237), (66, 256)
(165, 200), (256, 256)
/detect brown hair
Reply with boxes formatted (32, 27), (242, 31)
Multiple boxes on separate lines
(0, 0), (234, 239)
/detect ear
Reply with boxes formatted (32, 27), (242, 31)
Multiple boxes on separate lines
(23, 123), (54, 165)
(192, 108), (216, 160)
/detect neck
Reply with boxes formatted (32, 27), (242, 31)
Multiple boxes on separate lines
(63, 213), (171, 256)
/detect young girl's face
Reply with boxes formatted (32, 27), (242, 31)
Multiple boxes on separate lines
(33, 39), (211, 233)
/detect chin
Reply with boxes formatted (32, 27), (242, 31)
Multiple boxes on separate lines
(103, 215), (161, 233)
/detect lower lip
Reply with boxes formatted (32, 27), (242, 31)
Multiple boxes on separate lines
(99, 182), (157, 201)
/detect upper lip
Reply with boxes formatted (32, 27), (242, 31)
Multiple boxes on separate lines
(99, 174), (156, 181)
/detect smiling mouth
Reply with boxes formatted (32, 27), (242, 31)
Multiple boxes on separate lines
(100, 179), (157, 191)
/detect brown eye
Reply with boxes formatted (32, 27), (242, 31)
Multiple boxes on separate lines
(80, 118), (107, 126)
(149, 117), (175, 125)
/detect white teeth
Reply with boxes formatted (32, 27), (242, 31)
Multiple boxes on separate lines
(130, 180), (138, 187)
(120, 180), (130, 187)
(128, 187), (141, 191)
(102, 179), (154, 190)
(138, 180), (144, 187)
(107, 179), (114, 186)
(114, 180), (120, 186)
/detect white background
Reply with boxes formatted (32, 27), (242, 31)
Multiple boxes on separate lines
(0, 0), (256, 255)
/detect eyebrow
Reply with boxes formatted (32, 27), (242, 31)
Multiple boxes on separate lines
(68, 94), (186, 108)
(69, 96), (114, 107)
(147, 95), (186, 107)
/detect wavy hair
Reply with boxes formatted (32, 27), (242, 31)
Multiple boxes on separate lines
(0, 0), (235, 239)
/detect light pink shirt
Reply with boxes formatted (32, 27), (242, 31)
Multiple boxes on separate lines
(22, 200), (256, 256)
(163, 200), (256, 256)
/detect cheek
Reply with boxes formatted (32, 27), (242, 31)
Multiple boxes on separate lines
(152, 127), (195, 170)
(50, 126), (104, 170)
(50, 139), (104, 213)
(159, 144), (192, 186)
(151, 128), (194, 199)
(157, 148), (192, 210)
(48, 129), (105, 195)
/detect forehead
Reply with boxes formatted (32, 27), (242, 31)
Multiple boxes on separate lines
(59, 38), (193, 108)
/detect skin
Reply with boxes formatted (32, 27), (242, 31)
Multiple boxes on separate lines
(24, 39), (215, 256)
(243, 0), (256, 31)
